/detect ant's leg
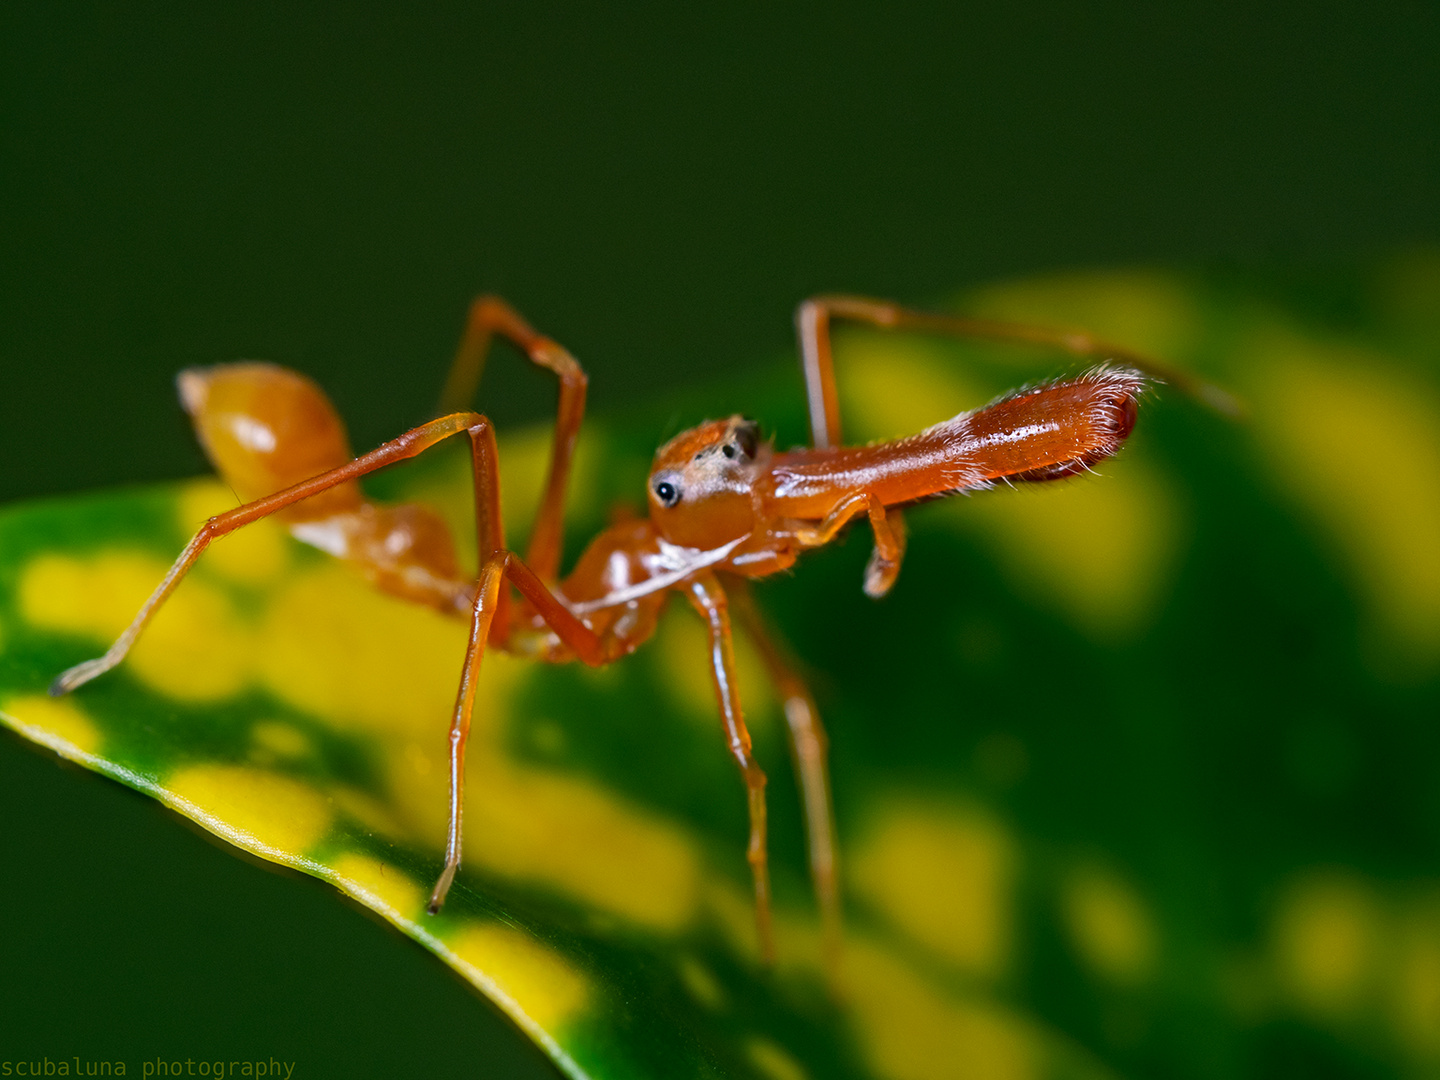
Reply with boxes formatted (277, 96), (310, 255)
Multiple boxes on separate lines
(427, 547), (605, 913)
(686, 574), (775, 964)
(51, 412), (490, 696)
(439, 296), (588, 582)
(730, 584), (841, 978)
(796, 295), (1238, 450)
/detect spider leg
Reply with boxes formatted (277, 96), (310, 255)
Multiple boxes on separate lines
(861, 497), (907, 600)
(439, 295), (588, 582)
(791, 491), (907, 599)
(51, 412), (492, 697)
(427, 543), (606, 914)
(731, 583), (841, 980)
(795, 293), (1239, 450)
(686, 573), (775, 964)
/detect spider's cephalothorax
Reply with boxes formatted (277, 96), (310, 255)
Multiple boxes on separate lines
(647, 416), (767, 549)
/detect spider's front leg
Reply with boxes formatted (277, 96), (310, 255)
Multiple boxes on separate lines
(50, 411), (492, 697)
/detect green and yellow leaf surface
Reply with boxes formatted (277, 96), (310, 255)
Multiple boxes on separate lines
(3, 263), (1439, 1079)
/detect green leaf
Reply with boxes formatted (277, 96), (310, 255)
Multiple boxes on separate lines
(3, 261), (1439, 1079)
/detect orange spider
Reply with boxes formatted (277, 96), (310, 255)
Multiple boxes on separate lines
(53, 295), (1218, 968)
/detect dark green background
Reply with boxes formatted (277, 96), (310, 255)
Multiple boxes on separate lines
(2, 4), (1438, 1078)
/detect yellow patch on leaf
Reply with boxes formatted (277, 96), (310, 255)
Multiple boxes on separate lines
(328, 853), (425, 921)
(1243, 323), (1440, 678)
(176, 479), (292, 585)
(20, 550), (172, 641)
(128, 582), (254, 702)
(463, 760), (702, 932)
(836, 334), (986, 441)
(1392, 897), (1440, 1058)
(677, 954), (726, 1010)
(846, 938), (1037, 1080)
(958, 454), (1183, 640)
(445, 923), (589, 1033)
(247, 720), (313, 765)
(19, 549), (255, 701)
(1059, 862), (1159, 985)
(1272, 870), (1381, 1020)
(1, 693), (103, 759)
(850, 799), (1016, 979)
(255, 563), (481, 739)
(747, 1037), (811, 1080)
(165, 764), (334, 858)
(966, 268), (1202, 363)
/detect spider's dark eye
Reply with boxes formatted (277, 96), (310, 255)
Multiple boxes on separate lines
(721, 443), (736, 459)
(734, 421), (759, 460)
(654, 480), (680, 507)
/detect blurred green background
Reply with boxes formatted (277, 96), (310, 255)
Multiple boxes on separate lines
(2, 3), (1438, 1078)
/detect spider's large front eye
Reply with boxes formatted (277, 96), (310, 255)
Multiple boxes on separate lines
(654, 480), (681, 507)
(733, 420), (759, 460)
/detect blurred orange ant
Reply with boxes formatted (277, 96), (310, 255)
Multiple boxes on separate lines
(52, 294), (1222, 968)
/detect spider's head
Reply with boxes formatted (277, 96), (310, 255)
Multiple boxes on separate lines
(647, 416), (766, 549)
